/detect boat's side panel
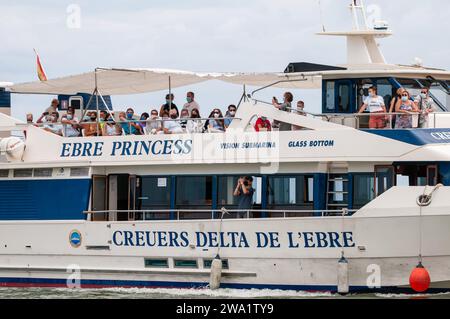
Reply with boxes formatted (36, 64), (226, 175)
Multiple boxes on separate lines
(0, 179), (90, 220)
(1, 213), (450, 292)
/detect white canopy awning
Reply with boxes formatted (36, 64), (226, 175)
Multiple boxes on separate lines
(9, 68), (322, 95)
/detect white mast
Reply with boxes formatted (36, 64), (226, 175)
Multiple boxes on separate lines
(318, 0), (391, 65)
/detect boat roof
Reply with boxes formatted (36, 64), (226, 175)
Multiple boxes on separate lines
(7, 63), (449, 96)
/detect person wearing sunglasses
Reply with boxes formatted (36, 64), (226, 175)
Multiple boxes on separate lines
(358, 86), (387, 129)
(206, 108), (225, 133)
(388, 87), (405, 128)
(414, 87), (437, 128)
(395, 90), (419, 129)
(146, 109), (163, 135)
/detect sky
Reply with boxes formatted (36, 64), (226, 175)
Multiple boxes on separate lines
(0, 0), (449, 120)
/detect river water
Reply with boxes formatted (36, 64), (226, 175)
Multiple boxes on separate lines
(1, 287), (449, 299)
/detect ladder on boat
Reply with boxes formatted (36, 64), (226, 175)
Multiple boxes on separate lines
(326, 164), (349, 212)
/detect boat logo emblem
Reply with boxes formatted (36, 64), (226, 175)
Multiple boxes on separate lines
(69, 230), (82, 248)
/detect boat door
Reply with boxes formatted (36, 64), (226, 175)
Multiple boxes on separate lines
(108, 174), (138, 221)
(91, 175), (108, 221)
(375, 166), (395, 196)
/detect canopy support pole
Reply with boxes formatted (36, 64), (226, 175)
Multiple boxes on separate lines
(95, 69), (100, 136)
(169, 76), (172, 111)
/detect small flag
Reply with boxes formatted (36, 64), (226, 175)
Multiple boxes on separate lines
(34, 48), (47, 82)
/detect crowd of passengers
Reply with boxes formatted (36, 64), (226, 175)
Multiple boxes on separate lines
(25, 86), (437, 137)
(358, 86), (438, 129)
(26, 91), (307, 137)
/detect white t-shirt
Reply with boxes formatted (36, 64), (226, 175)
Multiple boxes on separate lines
(364, 96), (385, 113)
(164, 119), (184, 134)
(183, 101), (200, 114)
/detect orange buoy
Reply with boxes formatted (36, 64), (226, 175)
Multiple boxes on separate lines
(409, 262), (430, 293)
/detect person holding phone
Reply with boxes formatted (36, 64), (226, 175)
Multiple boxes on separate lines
(233, 176), (255, 218)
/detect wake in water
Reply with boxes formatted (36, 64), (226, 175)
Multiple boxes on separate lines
(0, 287), (334, 299)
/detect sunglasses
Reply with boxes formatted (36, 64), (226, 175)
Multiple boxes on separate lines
(421, 91), (428, 94)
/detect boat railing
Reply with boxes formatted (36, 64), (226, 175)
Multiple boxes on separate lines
(313, 112), (450, 130)
(84, 208), (356, 221)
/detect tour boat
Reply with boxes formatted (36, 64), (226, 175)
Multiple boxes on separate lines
(0, 1), (449, 292)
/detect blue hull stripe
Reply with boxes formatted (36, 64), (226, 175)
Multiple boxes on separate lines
(0, 277), (448, 294)
(361, 129), (450, 146)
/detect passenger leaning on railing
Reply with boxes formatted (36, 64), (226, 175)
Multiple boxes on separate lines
(186, 108), (204, 133)
(414, 87), (437, 128)
(102, 117), (122, 136)
(38, 111), (63, 136)
(254, 116), (272, 132)
(388, 87), (406, 128)
(395, 90), (419, 129)
(179, 109), (190, 131)
(224, 104), (237, 129)
(358, 86), (387, 129)
(61, 106), (81, 137)
(138, 112), (149, 133)
(98, 110), (108, 131)
(146, 109), (163, 135)
(120, 108), (142, 135)
(205, 109), (225, 133)
(81, 112), (99, 137)
(162, 109), (184, 134)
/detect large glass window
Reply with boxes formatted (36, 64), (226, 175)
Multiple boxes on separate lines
(217, 175), (263, 208)
(375, 79), (394, 107)
(325, 81), (335, 111)
(217, 176), (240, 207)
(353, 174), (375, 208)
(267, 175), (314, 208)
(176, 176), (212, 207)
(375, 166), (395, 196)
(337, 82), (351, 112)
(138, 176), (171, 209)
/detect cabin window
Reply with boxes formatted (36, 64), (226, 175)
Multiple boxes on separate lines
(353, 174), (375, 208)
(0, 170), (9, 178)
(396, 164), (438, 186)
(70, 167), (89, 177)
(144, 258), (169, 268)
(203, 259), (229, 269)
(375, 79), (394, 107)
(69, 96), (83, 110)
(13, 169), (33, 178)
(138, 176), (171, 209)
(325, 81), (335, 111)
(33, 168), (53, 177)
(337, 81), (351, 112)
(375, 166), (395, 196)
(174, 259), (198, 269)
(217, 176), (240, 207)
(176, 176), (213, 207)
(266, 175), (314, 212)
